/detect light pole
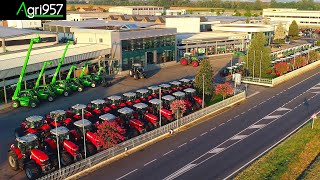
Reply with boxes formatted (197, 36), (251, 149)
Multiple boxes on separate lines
(54, 113), (61, 172)
(202, 74), (205, 109)
(311, 113), (317, 129)
(260, 50), (262, 80)
(253, 51), (256, 79)
(159, 86), (162, 127)
(82, 109), (87, 159)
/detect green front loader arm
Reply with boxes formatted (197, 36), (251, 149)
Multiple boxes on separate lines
(96, 67), (104, 76)
(79, 62), (91, 78)
(50, 40), (72, 85)
(12, 36), (40, 101)
(34, 61), (52, 89)
(66, 65), (77, 80)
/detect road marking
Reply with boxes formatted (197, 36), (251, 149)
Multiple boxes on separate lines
(219, 123), (225, 126)
(247, 91), (260, 99)
(144, 159), (157, 166)
(210, 127), (216, 131)
(164, 164), (197, 180)
(249, 124), (266, 129)
(241, 112), (245, 115)
(178, 143), (187, 148)
(263, 115), (282, 119)
(311, 86), (320, 90)
(234, 115), (239, 118)
(116, 169), (138, 180)
(230, 135), (248, 140)
(276, 107), (292, 111)
(190, 137), (197, 142)
(227, 119), (232, 122)
(248, 108), (252, 111)
(200, 132), (207, 136)
(163, 150), (174, 156)
(253, 105), (257, 108)
(208, 148), (225, 154)
(310, 91), (320, 94)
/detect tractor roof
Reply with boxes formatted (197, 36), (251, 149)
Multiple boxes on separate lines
(170, 81), (181, 85)
(184, 88), (196, 93)
(72, 104), (87, 110)
(26, 115), (43, 122)
(133, 103), (148, 109)
(159, 84), (171, 88)
(91, 99), (105, 105)
(149, 98), (161, 105)
(99, 113), (116, 122)
(107, 95), (122, 101)
(190, 78), (195, 82)
(179, 79), (190, 83)
(173, 91), (186, 97)
(162, 95), (175, 101)
(73, 119), (92, 128)
(50, 110), (66, 116)
(118, 107), (134, 114)
(136, 89), (148, 94)
(50, 126), (69, 136)
(123, 92), (136, 97)
(16, 133), (38, 143)
(148, 86), (160, 90)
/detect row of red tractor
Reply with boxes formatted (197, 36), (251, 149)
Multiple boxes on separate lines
(8, 78), (203, 179)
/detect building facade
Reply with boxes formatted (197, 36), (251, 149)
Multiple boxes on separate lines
(109, 6), (164, 16)
(6, 20), (42, 29)
(263, 8), (320, 28)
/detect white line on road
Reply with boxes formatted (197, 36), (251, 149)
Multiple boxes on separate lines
(190, 137), (197, 142)
(178, 143), (187, 148)
(144, 159), (157, 166)
(241, 112), (245, 115)
(234, 115), (239, 118)
(116, 169), (138, 180)
(247, 91), (260, 99)
(227, 119), (232, 122)
(219, 123), (225, 126)
(210, 127), (216, 131)
(200, 132), (207, 136)
(163, 150), (174, 156)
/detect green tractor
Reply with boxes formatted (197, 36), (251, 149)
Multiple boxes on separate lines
(33, 61), (56, 102)
(180, 53), (208, 67)
(77, 63), (97, 88)
(12, 37), (41, 108)
(64, 65), (84, 92)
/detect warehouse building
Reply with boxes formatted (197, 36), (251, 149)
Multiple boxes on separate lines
(109, 6), (164, 16)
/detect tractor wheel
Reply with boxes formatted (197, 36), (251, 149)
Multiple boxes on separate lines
(87, 143), (97, 156)
(8, 151), (19, 171)
(133, 74), (138, 80)
(91, 83), (96, 88)
(61, 152), (73, 166)
(49, 154), (58, 168)
(30, 101), (37, 108)
(14, 127), (24, 138)
(63, 91), (69, 97)
(48, 96), (54, 102)
(12, 101), (20, 108)
(78, 87), (83, 92)
(147, 121), (154, 131)
(132, 129), (139, 137)
(192, 61), (199, 67)
(129, 70), (134, 77)
(25, 163), (40, 180)
(180, 58), (188, 65)
(139, 73), (145, 79)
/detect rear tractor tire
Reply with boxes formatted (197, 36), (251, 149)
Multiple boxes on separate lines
(91, 83), (96, 88)
(63, 91), (69, 97)
(60, 152), (73, 166)
(8, 151), (19, 171)
(180, 58), (188, 65)
(12, 101), (20, 108)
(87, 143), (97, 156)
(25, 163), (40, 180)
(192, 61), (199, 67)
(48, 96), (54, 102)
(30, 101), (37, 108)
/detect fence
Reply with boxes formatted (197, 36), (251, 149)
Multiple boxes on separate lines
(38, 91), (246, 180)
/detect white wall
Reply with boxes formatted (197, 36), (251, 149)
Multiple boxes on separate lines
(72, 29), (112, 48)
(7, 20), (41, 29)
(166, 18), (200, 33)
(109, 7), (133, 15)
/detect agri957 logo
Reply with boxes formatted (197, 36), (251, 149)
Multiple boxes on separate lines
(2, 0), (66, 20)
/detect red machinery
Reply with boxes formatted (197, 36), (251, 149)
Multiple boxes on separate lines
(45, 110), (73, 129)
(66, 104), (93, 121)
(122, 92), (141, 106)
(183, 88), (202, 110)
(148, 98), (174, 124)
(136, 89), (153, 102)
(15, 115), (51, 138)
(86, 99), (111, 117)
(117, 107), (146, 137)
(132, 103), (159, 130)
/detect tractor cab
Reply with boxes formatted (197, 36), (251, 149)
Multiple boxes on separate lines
(16, 115), (51, 138)
(129, 63), (146, 80)
(123, 92), (140, 106)
(149, 99), (174, 123)
(184, 88), (202, 108)
(15, 133), (40, 155)
(54, 80), (73, 97)
(97, 113), (127, 136)
(162, 95), (175, 109)
(159, 84), (172, 95)
(118, 107), (146, 135)
(172, 91), (193, 111)
(136, 89), (152, 102)
(133, 103), (158, 129)
(49, 126), (71, 142)
(36, 85), (56, 102)
(73, 119), (93, 135)
(179, 79), (192, 88)
(169, 81), (183, 91)
(106, 95), (127, 110)
(46, 110), (73, 128)
(87, 99), (111, 116)
(67, 104), (93, 121)
(147, 86), (160, 98)
(148, 99), (162, 113)
(14, 89), (40, 108)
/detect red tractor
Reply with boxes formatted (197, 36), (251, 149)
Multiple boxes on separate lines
(162, 95), (176, 110)
(86, 99), (111, 117)
(184, 88), (202, 110)
(44, 126), (82, 167)
(136, 89), (153, 102)
(148, 98), (174, 124)
(14, 115), (51, 138)
(122, 92), (141, 106)
(159, 83), (173, 95)
(132, 103), (159, 131)
(147, 86), (160, 98)
(106, 95), (127, 111)
(97, 113), (127, 139)
(45, 110), (73, 129)
(172, 91), (193, 114)
(169, 81), (184, 92)
(117, 107), (146, 137)
(66, 104), (93, 122)
(179, 79), (192, 88)
(8, 133), (57, 179)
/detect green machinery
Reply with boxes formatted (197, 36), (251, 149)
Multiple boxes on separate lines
(12, 37), (41, 108)
(180, 52), (208, 67)
(219, 52), (246, 77)
(64, 65), (83, 92)
(77, 63), (97, 88)
(86, 66), (105, 84)
(33, 61), (56, 102)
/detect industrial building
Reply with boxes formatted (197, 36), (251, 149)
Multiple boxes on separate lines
(109, 6), (164, 16)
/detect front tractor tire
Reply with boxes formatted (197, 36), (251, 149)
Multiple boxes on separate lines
(129, 70), (134, 77)
(48, 96), (54, 102)
(63, 91), (70, 97)
(78, 86), (83, 92)
(30, 101), (37, 108)
(87, 143), (97, 156)
(133, 74), (138, 80)
(12, 101), (20, 108)
(61, 152), (73, 166)
(192, 61), (199, 67)
(8, 151), (19, 171)
(180, 58), (188, 65)
(25, 163), (40, 180)
(91, 83), (96, 88)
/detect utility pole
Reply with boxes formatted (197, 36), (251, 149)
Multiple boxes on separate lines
(54, 114), (61, 173)
(260, 50), (262, 80)
(82, 109), (87, 159)
(202, 74), (205, 108)
(253, 51), (256, 79)
(159, 86), (162, 127)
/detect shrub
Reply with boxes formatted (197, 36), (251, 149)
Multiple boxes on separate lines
(170, 100), (186, 118)
(95, 120), (124, 150)
(274, 62), (289, 75)
(215, 83), (234, 100)
(294, 56), (307, 69)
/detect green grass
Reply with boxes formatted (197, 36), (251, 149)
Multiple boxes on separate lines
(235, 118), (320, 180)
(204, 94), (224, 107)
(302, 155), (320, 180)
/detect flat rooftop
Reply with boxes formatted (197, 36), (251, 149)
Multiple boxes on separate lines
(177, 31), (248, 43)
(0, 26), (55, 39)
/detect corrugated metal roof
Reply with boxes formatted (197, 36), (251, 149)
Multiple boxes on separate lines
(0, 26), (55, 38)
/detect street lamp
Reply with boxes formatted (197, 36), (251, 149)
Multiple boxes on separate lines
(81, 109), (87, 159)
(54, 113), (61, 173)
(202, 74), (205, 109)
(159, 86), (162, 127)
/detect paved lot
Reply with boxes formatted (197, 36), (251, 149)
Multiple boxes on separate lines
(0, 54), (233, 180)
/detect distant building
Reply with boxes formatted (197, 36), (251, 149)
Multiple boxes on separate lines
(165, 9), (187, 16)
(5, 20), (42, 29)
(263, 8), (320, 28)
(109, 6), (164, 16)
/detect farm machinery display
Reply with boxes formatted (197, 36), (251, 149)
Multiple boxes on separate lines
(97, 113), (127, 139)
(122, 92), (141, 106)
(147, 86), (160, 98)
(66, 104), (93, 122)
(117, 107), (146, 137)
(169, 81), (183, 92)
(184, 88), (202, 110)
(136, 89), (153, 102)
(180, 53), (208, 67)
(106, 95), (127, 111)
(78, 63), (98, 88)
(159, 84), (173, 95)
(148, 98), (174, 124)
(133, 103), (159, 130)
(86, 99), (111, 117)
(129, 63), (147, 80)
(33, 61), (56, 102)
(45, 110), (73, 129)
(14, 116), (51, 138)
(172, 91), (193, 113)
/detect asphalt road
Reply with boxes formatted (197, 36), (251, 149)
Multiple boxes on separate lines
(80, 67), (320, 180)
(0, 55), (234, 180)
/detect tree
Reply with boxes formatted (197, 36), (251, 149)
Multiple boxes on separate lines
(288, 20), (299, 39)
(70, 5), (76, 11)
(170, 100), (186, 118)
(308, 51), (319, 63)
(245, 32), (272, 78)
(274, 22), (286, 40)
(233, 10), (241, 16)
(254, 0), (263, 10)
(317, 38), (320, 46)
(244, 9), (252, 17)
(94, 121), (124, 150)
(274, 62), (289, 75)
(215, 83), (234, 100)
(195, 59), (214, 95)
